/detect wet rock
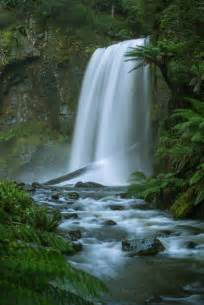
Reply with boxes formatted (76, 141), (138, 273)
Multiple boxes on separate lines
(51, 192), (60, 200)
(185, 241), (197, 249)
(120, 192), (131, 199)
(145, 295), (162, 304)
(67, 192), (80, 200)
(183, 281), (204, 293)
(156, 230), (173, 238)
(66, 230), (82, 241)
(66, 201), (75, 205)
(32, 182), (42, 189)
(130, 202), (149, 210)
(109, 205), (125, 211)
(75, 181), (104, 188)
(103, 220), (117, 226)
(63, 213), (79, 220)
(16, 182), (26, 188)
(72, 242), (83, 252)
(122, 237), (165, 256)
(23, 184), (35, 192)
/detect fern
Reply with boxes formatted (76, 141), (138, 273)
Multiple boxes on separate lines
(0, 181), (106, 305)
(129, 98), (204, 213)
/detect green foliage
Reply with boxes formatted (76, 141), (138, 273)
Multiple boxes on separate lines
(0, 181), (106, 305)
(130, 98), (204, 216)
(129, 171), (184, 202)
(126, 0), (204, 96)
(170, 190), (193, 219)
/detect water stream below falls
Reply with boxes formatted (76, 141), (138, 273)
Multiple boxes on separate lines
(33, 186), (204, 305)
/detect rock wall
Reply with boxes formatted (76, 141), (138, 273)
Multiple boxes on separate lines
(0, 27), (89, 182)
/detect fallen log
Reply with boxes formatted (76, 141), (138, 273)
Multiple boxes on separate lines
(43, 143), (139, 185)
(43, 163), (96, 185)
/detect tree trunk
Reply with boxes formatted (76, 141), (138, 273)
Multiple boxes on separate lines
(111, 5), (115, 18)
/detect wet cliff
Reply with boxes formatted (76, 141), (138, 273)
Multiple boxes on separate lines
(0, 22), (106, 182)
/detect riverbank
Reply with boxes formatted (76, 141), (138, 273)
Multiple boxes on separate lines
(27, 182), (204, 305)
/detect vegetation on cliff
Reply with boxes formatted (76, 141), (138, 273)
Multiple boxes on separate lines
(128, 0), (204, 218)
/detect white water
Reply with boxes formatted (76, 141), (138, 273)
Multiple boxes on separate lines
(69, 39), (152, 185)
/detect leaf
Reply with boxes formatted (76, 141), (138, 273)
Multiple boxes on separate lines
(194, 190), (204, 206)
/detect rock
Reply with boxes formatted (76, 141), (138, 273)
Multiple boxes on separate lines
(130, 202), (149, 210)
(120, 193), (130, 199)
(75, 181), (104, 188)
(16, 182), (26, 188)
(145, 295), (162, 304)
(67, 192), (80, 200)
(156, 230), (173, 238)
(66, 201), (75, 205)
(23, 184), (35, 192)
(103, 220), (117, 226)
(32, 182), (42, 189)
(63, 213), (79, 220)
(66, 230), (82, 241)
(51, 192), (60, 200)
(109, 205), (125, 211)
(185, 241), (197, 249)
(72, 242), (83, 252)
(122, 237), (165, 256)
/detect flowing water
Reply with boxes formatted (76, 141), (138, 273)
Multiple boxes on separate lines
(35, 40), (204, 303)
(69, 39), (152, 186)
(33, 185), (204, 305)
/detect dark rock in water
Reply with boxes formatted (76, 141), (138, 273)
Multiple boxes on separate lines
(130, 202), (149, 210)
(120, 192), (131, 199)
(122, 237), (165, 256)
(23, 184), (35, 192)
(72, 242), (83, 252)
(145, 295), (162, 304)
(109, 205), (125, 211)
(51, 192), (60, 200)
(103, 220), (117, 226)
(63, 213), (79, 220)
(67, 201), (75, 205)
(156, 230), (173, 238)
(185, 241), (197, 249)
(66, 230), (82, 241)
(32, 182), (42, 189)
(67, 192), (80, 200)
(16, 182), (26, 188)
(75, 181), (104, 188)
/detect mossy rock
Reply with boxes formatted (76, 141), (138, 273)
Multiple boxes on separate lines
(170, 191), (193, 219)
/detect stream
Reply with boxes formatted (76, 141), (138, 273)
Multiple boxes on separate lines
(33, 185), (204, 305)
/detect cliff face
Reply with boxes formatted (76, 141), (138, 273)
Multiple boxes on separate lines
(0, 26), (90, 182)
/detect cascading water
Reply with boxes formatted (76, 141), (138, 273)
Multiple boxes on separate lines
(69, 39), (152, 185)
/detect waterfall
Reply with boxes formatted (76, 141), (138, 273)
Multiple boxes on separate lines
(69, 39), (152, 185)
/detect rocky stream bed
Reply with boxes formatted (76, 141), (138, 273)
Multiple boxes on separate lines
(28, 183), (204, 305)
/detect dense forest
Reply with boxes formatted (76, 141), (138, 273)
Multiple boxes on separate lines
(0, 0), (204, 305)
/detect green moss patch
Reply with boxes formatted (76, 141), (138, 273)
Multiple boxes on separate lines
(170, 191), (194, 219)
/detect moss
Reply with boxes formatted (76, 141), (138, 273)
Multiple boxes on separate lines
(170, 190), (193, 219)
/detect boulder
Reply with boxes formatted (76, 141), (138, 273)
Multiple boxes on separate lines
(185, 241), (197, 249)
(72, 242), (83, 252)
(67, 192), (79, 200)
(23, 184), (35, 192)
(63, 213), (79, 220)
(51, 192), (60, 200)
(32, 182), (42, 189)
(109, 205), (125, 211)
(103, 220), (117, 226)
(122, 237), (165, 256)
(66, 230), (82, 241)
(75, 181), (104, 188)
